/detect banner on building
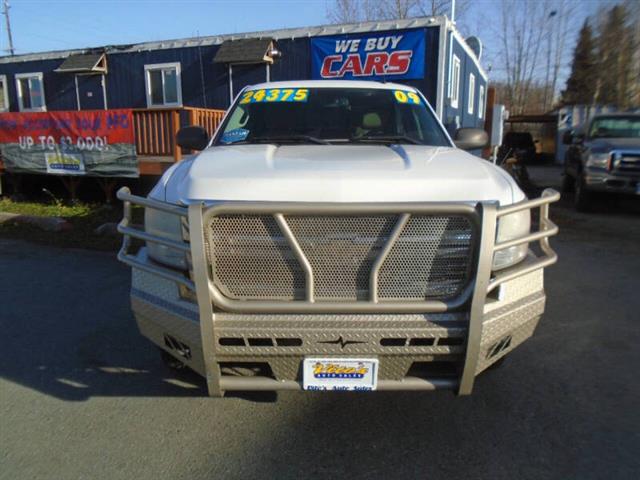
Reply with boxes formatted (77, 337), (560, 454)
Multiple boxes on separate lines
(311, 29), (426, 80)
(0, 109), (138, 177)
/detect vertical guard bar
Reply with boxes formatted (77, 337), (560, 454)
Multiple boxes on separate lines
(539, 201), (554, 257)
(274, 213), (315, 303)
(369, 213), (410, 302)
(189, 202), (223, 397)
(458, 201), (498, 395)
(118, 193), (132, 260)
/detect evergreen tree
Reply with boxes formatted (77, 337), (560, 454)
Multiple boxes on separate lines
(595, 4), (634, 108)
(562, 20), (596, 105)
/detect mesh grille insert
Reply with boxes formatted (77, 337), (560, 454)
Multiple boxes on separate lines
(206, 213), (475, 302)
(378, 216), (474, 300)
(208, 215), (304, 300)
(287, 215), (397, 300)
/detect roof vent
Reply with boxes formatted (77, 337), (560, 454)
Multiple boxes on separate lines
(213, 38), (280, 64)
(55, 53), (107, 74)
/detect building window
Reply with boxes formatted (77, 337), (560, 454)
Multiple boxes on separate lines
(15, 72), (46, 112)
(468, 73), (476, 115)
(144, 62), (182, 108)
(0, 75), (9, 112)
(450, 55), (461, 109)
(478, 85), (485, 119)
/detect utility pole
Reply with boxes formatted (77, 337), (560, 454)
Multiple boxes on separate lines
(543, 10), (557, 112)
(3, 0), (15, 56)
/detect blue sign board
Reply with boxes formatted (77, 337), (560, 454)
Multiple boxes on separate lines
(311, 29), (426, 80)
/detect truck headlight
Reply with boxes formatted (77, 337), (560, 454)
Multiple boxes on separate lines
(145, 208), (187, 270)
(586, 152), (610, 169)
(492, 210), (531, 271)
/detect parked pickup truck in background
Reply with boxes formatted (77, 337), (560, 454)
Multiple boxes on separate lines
(563, 113), (640, 211)
(117, 80), (559, 397)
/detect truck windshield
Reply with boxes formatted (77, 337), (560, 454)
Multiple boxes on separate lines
(589, 116), (640, 139)
(215, 87), (451, 147)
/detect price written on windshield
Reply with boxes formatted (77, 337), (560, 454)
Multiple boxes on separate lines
(393, 90), (421, 104)
(240, 88), (309, 104)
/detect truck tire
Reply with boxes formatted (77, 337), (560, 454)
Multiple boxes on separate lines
(574, 173), (592, 212)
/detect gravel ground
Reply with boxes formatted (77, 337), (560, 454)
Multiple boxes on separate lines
(1, 167), (639, 479)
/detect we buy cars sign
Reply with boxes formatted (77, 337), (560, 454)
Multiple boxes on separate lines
(311, 29), (425, 80)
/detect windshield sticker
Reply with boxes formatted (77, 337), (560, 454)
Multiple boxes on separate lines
(220, 128), (249, 144)
(239, 88), (309, 104)
(393, 90), (421, 105)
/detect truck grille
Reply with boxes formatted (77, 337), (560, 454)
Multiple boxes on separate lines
(206, 214), (475, 302)
(613, 151), (640, 174)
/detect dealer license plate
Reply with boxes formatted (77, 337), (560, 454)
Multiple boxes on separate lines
(303, 358), (378, 391)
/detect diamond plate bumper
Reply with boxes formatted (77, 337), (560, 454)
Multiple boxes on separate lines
(129, 251), (546, 394)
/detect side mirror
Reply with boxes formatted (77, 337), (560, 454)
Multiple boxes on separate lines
(573, 132), (585, 144)
(454, 128), (488, 150)
(562, 130), (573, 145)
(176, 126), (209, 151)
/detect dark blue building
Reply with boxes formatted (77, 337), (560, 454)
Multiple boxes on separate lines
(0, 16), (487, 135)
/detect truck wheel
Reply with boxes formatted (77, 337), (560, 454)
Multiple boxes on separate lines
(561, 173), (574, 193)
(159, 348), (187, 371)
(574, 174), (592, 212)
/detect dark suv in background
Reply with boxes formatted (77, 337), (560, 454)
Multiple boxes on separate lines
(563, 113), (640, 211)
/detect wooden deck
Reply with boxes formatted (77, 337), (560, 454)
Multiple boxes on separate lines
(138, 156), (178, 176)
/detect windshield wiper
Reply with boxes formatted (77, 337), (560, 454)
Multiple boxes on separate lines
(350, 134), (422, 145)
(248, 134), (331, 145)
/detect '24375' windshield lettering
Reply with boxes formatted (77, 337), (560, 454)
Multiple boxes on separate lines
(240, 88), (309, 104)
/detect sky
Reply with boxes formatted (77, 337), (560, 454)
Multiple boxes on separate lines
(1, 0), (335, 53)
(0, 0), (612, 86)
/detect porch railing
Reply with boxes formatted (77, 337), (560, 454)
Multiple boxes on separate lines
(133, 109), (179, 159)
(132, 107), (225, 162)
(187, 107), (226, 138)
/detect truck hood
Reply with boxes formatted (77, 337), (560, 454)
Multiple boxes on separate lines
(164, 144), (520, 205)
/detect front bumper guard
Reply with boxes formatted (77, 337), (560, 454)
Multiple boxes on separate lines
(117, 187), (560, 396)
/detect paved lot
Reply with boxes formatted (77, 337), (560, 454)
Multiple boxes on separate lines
(1, 169), (639, 479)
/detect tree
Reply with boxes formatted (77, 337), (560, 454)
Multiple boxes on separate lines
(494, 80), (550, 114)
(327, 0), (380, 23)
(326, 0), (469, 25)
(327, 0), (361, 23)
(377, 0), (417, 20)
(594, 4), (635, 108)
(626, 0), (640, 108)
(496, 0), (548, 115)
(562, 1), (640, 108)
(415, 0), (470, 21)
(561, 20), (596, 105)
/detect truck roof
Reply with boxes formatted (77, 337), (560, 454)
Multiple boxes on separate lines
(244, 80), (418, 91)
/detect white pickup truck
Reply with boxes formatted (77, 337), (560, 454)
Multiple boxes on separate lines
(117, 80), (559, 396)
